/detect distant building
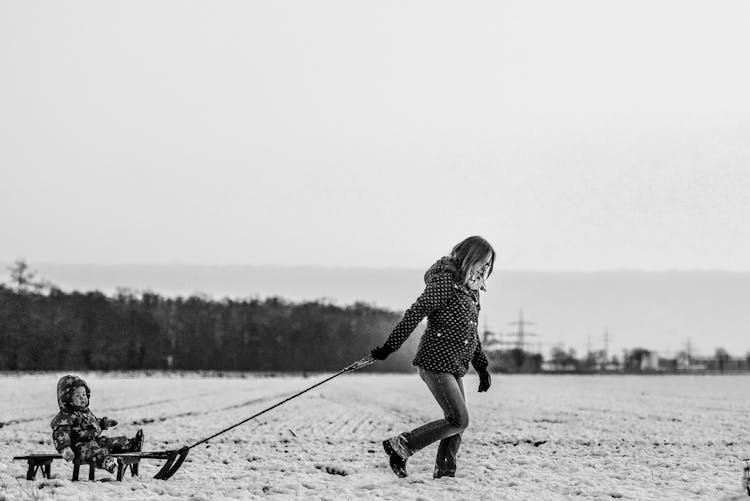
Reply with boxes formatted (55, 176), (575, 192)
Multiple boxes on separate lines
(640, 352), (660, 371)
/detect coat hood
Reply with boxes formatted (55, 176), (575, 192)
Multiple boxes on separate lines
(57, 375), (90, 411)
(424, 256), (460, 285)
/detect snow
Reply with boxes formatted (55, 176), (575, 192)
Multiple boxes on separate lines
(1, 373), (749, 500)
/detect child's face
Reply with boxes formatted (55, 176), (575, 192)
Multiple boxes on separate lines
(71, 386), (88, 408)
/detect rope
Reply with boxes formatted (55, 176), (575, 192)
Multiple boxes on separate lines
(188, 355), (375, 449)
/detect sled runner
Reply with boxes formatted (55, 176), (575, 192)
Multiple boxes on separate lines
(13, 449), (187, 481)
(13, 356), (373, 481)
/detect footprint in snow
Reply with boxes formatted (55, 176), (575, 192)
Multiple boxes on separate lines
(315, 463), (350, 476)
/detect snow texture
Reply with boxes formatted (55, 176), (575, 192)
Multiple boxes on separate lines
(1, 373), (748, 500)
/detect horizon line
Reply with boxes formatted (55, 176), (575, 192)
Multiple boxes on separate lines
(3, 260), (750, 274)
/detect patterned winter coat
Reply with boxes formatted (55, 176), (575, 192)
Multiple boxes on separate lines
(383, 256), (489, 377)
(50, 375), (114, 453)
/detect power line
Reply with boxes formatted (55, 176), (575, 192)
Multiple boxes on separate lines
(482, 309), (543, 353)
(507, 309), (538, 351)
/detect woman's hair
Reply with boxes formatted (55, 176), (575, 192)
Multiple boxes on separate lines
(450, 235), (495, 283)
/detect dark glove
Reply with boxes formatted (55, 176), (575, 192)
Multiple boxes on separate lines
(477, 369), (491, 392)
(370, 345), (394, 361)
(102, 417), (118, 429)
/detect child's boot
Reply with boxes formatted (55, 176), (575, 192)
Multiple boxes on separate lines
(102, 456), (117, 474)
(131, 429), (144, 452)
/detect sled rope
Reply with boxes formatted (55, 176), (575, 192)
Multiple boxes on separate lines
(187, 356), (375, 450)
(12, 358), (375, 482)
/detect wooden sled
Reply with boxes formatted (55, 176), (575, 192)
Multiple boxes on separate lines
(13, 357), (372, 483)
(13, 448), (189, 481)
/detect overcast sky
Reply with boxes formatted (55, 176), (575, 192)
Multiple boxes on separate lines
(2, 1), (749, 270)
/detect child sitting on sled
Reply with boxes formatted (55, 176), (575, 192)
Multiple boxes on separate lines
(50, 375), (144, 474)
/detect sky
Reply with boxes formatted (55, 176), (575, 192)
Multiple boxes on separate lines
(2, 0), (750, 270)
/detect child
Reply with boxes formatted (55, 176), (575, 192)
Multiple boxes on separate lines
(50, 375), (144, 473)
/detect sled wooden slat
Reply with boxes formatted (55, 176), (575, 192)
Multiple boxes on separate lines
(72, 460), (96, 481)
(13, 454), (58, 480)
(116, 455), (140, 481)
(13, 453), (145, 481)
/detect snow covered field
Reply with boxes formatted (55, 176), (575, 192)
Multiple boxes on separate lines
(1, 373), (748, 500)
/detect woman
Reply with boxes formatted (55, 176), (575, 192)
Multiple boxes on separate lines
(370, 235), (494, 479)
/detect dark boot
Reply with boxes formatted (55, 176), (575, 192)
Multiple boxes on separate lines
(433, 465), (455, 479)
(383, 435), (409, 478)
(131, 429), (144, 452)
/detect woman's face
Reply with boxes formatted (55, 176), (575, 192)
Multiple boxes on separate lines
(466, 252), (493, 291)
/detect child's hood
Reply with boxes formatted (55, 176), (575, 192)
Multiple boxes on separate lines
(424, 256), (459, 285)
(56, 375), (90, 411)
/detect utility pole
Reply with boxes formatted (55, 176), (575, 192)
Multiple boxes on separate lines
(507, 309), (537, 351)
(603, 328), (610, 363)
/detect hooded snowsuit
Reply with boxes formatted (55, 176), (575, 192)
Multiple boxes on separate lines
(50, 375), (136, 467)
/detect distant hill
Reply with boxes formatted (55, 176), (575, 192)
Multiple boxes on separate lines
(3, 263), (749, 358)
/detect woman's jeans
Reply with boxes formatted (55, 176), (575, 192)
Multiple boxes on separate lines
(402, 368), (468, 476)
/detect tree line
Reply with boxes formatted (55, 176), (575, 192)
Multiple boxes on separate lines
(0, 260), (420, 372)
(3, 260), (746, 374)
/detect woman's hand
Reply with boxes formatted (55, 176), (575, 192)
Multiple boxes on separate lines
(62, 447), (75, 462)
(370, 345), (394, 360)
(477, 368), (491, 392)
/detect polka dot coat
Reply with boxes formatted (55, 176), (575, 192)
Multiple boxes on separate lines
(383, 257), (489, 377)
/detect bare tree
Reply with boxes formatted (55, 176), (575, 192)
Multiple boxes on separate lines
(6, 259), (48, 294)
(714, 347), (730, 374)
